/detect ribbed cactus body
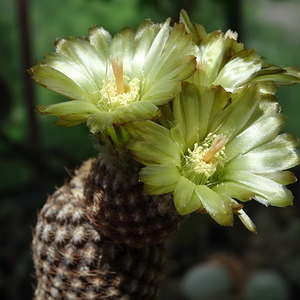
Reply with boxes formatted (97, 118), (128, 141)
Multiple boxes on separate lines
(32, 154), (184, 299)
(84, 154), (184, 248)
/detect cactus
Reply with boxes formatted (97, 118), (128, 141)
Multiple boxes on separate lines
(30, 10), (300, 299)
(33, 158), (182, 299)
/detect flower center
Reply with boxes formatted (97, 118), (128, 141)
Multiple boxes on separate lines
(196, 61), (207, 72)
(183, 133), (227, 184)
(97, 57), (140, 110)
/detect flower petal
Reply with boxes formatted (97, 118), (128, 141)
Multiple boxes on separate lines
(222, 171), (293, 207)
(195, 185), (234, 226)
(110, 27), (135, 73)
(179, 9), (207, 44)
(142, 80), (182, 105)
(213, 84), (261, 139)
(259, 171), (297, 185)
(216, 172), (297, 198)
(141, 19), (172, 75)
(131, 20), (166, 74)
(173, 82), (201, 148)
(147, 23), (195, 80)
(226, 133), (300, 173)
(89, 25), (112, 61)
(54, 119), (86, 127)
(140, 22), (195, 104)
(125, 121), (181, 165)
(115, 101), (159, 123)
(174, 176), (201, 215)
(86, 110), (117, 133)
(214, 49), (262, 90)
(29, 63), (92, 101)
(225, 112), (286, 161)
(173, 83), (230, 147)
(236, 208), (257, 233)
(197, 31), (229, 80)
(54, 36), (107, 85)
(254, 65), (300, 85)
(37, 100), (98, 118)
(213, 181), (256, 201)
(140, 164), (180, 194)
(142, 21), (194, 81)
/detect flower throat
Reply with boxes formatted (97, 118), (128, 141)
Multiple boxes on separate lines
(183, 134), (227, 185)
(98, 56), (141, 110)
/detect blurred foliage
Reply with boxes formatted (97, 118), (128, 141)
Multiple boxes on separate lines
(0, 0), (300, 299)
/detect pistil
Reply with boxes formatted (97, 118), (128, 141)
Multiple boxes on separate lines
(202, 135), (227, 163)
(184, 134), (227, 182)
(111, 56), (127, 94)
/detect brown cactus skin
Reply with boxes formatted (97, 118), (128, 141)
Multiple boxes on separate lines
(84, 151), (184, 248)
(32, 150), (185, 299)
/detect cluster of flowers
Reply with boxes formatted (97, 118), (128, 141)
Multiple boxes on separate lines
(29, 10), (300, 232)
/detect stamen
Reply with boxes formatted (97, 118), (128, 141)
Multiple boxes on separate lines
(98, 57), (140, 109)
(111, 56), (125, 94)
(184, 134), (227, 181)
(202, 135), (227, 163)
(196, 61), (207, 71)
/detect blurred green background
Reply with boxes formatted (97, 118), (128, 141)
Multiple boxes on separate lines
(1, 0), (300, 299)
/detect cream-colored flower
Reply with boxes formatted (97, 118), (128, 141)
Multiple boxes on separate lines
(125, 83), (300, 232)
(180, 10), (300, 93)
(29, 19), (195, 133)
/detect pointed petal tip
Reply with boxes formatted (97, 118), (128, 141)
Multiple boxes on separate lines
(36, 104), (50, 115)
(237, 209), (257, 233)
